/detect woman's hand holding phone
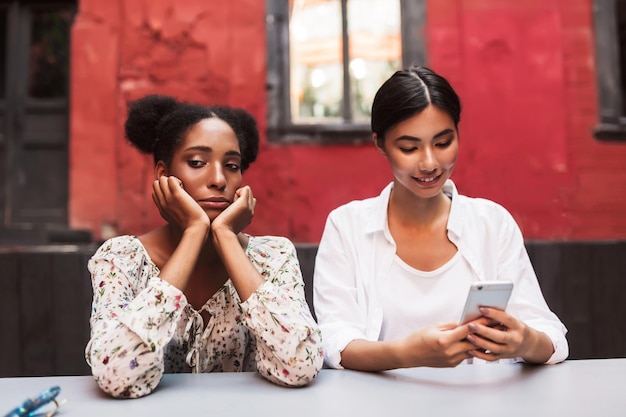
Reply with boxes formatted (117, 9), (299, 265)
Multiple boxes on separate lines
(465, 308), (531, 359)
(459, 281), (527, 360)
(394, 322), (478, 368)
(464, 304), (555, 364)
(459, 281), (513, 324)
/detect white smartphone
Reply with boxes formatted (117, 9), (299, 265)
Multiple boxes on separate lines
(459, 281), (514, 324)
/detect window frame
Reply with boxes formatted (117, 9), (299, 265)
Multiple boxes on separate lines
(266, 0), (426, 144)
(592, 0), (626, 140)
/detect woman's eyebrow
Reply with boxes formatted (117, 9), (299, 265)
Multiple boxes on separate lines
(184, 145), (212, 153)
(394, 128), (455, 142)
(183, 146), (241, 158)
(225, 150), (242, 158)
(433, 128), (455, 139)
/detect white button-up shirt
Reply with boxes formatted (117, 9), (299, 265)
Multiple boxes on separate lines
(313, 180), (568, 369)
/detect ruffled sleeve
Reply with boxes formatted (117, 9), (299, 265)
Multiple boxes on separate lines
(240, 236), (324, 386)
(85, 236), (188, 398)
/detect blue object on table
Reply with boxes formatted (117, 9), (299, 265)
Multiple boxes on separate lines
(3, 386), (64, 417)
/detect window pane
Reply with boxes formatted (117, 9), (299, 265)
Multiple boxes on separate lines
(348, 0), (401, 122)
(618, 0), (626, 116)
(290, 0), (343, 123)
(28, 7), (73, 99)
(0, 7), (6, 99)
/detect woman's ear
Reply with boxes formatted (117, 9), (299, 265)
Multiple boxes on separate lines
(155, 160), (168, 180)
(373, 133), (386, 156)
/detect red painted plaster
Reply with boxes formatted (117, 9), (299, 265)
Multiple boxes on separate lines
(69, 0), (626, 243)
(69, 8), (121, 237)
(428, 0), (626, 240)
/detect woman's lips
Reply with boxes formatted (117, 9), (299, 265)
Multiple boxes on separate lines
(413, 174), (442, 187)
(198, 197), (230, 209)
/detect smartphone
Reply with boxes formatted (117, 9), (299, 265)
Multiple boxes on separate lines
(459, 281), (514, 324)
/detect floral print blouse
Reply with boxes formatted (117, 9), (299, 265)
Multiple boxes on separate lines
(85, 235), (323, 398)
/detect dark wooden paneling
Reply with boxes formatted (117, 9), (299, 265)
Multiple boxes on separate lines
(586, 242), (626, 358)
(51, 251), (92, 376)
(0, 241), (624, 378)
(0, 245), (95, 378)
(0, 251), (22, 376)
(529, 243), (594, 358)
(295, 244), (318, 321)
(527, 241), (626, 360)
(19, 251), (55, 376)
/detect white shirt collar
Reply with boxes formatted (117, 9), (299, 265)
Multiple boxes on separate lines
(366, 179), (464, 238)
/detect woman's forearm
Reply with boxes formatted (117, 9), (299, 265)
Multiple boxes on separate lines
(340, 339), (406, 371)
(520, 328), (555, 364)
(158, 224), (209, 291)
(211, 228), (264, 300)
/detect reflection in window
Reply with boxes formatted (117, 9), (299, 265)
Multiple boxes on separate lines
(0, 7), (6, 99)
(289, 0), (401, 124)
(618, 0), (626, 117)
(290, 0), (342, 122)
(28, 8), (73, 99)
(348, 0), (401, 122)
(592, 0), (626, 139)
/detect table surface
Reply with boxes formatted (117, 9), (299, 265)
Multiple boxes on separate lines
(1, 359), (625, 417)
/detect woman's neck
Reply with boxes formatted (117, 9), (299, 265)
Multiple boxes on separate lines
(387, 184), (451, 228)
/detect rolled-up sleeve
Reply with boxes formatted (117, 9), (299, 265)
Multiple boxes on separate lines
(314, 211), (370, 369)
(495, 207), (569, 364)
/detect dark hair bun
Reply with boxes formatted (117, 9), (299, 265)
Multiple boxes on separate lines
(232, 108), (259, 170)
(124, 94), (178, 154)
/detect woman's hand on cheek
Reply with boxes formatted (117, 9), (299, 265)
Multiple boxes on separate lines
(211, 185), (256, 235)
(152, 175), (210, 231)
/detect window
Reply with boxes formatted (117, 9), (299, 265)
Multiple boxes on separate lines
(0, 1), (75, 231)
(28, 7), (72, 99)
(266, 0), (426, 143)
(0, 6), (6, 100)
(592, 0), (626, 140)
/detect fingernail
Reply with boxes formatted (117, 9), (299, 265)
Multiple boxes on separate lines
(479, 307), (489, 315)
(468, 323), (477, 332)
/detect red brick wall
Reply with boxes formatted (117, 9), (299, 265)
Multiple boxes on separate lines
(70, 0), (120, 239)
(69, 0), (626, 243)
(428, 0), (626, 239)
(69, 0), (280, 240)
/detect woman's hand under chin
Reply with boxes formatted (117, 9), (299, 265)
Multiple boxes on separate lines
(211, 185), (256, 236)
(152, 175), (211, 232)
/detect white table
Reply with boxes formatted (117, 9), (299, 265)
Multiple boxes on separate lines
(1, 359), (624, 417)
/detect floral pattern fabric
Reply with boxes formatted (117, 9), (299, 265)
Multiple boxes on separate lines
(85, 235), (323, 398)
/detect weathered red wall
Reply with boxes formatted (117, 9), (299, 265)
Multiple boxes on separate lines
(70, 0), (626, 244)
(429, 0), (626, 239)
